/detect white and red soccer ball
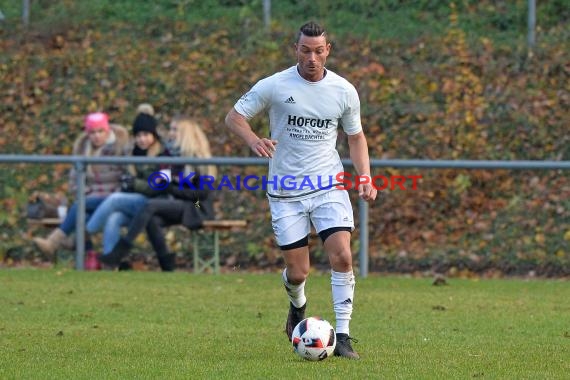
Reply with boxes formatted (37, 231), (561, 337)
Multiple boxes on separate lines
(291, 317), (336, 361)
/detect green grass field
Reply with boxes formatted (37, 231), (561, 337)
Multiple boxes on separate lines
(0, 269), (568, 379)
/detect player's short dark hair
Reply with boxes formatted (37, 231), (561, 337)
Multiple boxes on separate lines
(297, 21), (327, 42)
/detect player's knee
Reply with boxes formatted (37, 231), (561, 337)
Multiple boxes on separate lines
(287, 269), (309, 284)
(284, 261), (309, 283)
(328, 249), (353, 271)
(281, 236), (310, 283)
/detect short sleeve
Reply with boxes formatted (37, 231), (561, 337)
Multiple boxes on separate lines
(233, 76), (274, 120)
(340, 85), (362, 136)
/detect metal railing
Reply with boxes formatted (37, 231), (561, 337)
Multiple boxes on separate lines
(1, 154), (569, 276)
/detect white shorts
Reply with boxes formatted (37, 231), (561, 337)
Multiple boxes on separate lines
(269, 189), (354, 247)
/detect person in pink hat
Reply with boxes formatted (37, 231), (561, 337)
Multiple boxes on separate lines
(33, 112), (130, 261)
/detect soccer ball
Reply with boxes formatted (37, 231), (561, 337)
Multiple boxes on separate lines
(291, 317), (336, 361)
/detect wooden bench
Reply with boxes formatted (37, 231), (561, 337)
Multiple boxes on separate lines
(27, 218), (62, 228)
(28, 218), (248, 273)
(192, 220), (248, 274)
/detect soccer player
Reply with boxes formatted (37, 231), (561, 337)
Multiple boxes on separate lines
(225, 21), (377, 359)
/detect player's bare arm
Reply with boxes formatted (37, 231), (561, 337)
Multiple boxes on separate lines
(225, 108), (277, 158)
(347, 131), (377, 201)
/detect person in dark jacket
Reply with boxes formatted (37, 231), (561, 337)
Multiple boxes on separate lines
(100, 115), (216, 270)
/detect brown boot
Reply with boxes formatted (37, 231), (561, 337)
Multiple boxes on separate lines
(33, 228), (67, 256)
(61, 235), (75, 250)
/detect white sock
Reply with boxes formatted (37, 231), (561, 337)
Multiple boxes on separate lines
(331, 270), (355, 335)
(282, 268), (306, 308)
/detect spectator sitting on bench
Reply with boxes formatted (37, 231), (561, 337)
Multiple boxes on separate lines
(85, 104), (174, 270)
(33, 112), (130, 257)
(100, 115), (217, 270)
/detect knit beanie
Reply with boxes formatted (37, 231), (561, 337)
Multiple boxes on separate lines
(85, 112), (110, 132)
(132, 113), (158, 137)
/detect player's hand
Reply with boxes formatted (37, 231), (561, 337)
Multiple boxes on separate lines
(358, 182), (377, 201)
(250, 138), (278, 158)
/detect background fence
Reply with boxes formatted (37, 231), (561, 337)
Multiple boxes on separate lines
(1, 154), (568, 276)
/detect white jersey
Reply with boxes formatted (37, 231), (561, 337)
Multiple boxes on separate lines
(234, 65), (362, 200)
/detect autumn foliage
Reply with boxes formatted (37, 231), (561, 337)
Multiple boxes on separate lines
(0, 3), (568, 276)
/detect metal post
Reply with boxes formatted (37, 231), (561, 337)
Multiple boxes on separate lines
(74, 161), (86, 271)
(358, 198), (369, 278)
(22, 0), (30, 27)
(263, 0), (271, 30)
(214, 231), (220, 274)
(527, 0), (536, 50)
